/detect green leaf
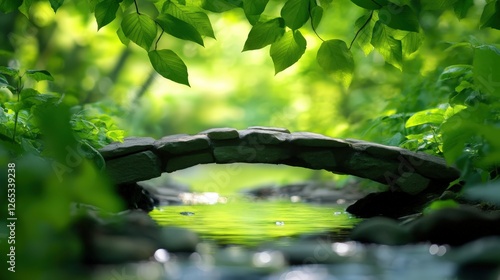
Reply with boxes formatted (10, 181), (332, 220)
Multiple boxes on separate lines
(95, 0), (119, 30)
(473, 45), (500, 98)
(148, 49), (190, 86)
(378, 5), (419, 32)
(464, 180), (500, 206)
(202, 0), (242, 12)
(157, 14), (204, 46)
(88, 0), (99, 13)
(311, 5), (323, 30)
(0, 74), (9, 87)
(280, 0), (310, 30)
(401, 31), (422, 56)
(480, 0), (500, 30)
(121, 13), (157, 50)
(270, 30), (307, 74)
(25, 70), (54, 82)
(454, 0), (473, 19)
(350, 0), (387, 9)
(0, 66), (19, 77)
(420, 0), (457, 10)
(370, 21), (403, 70)
(423, 199), (459, 215)
(439, 65), (473, 81)
(0, 0), (22, 13)
(243, 18), (285, 51)
(49, 0), (65, 12)
(441, 111), (476, 163)
(116, 27), (130, 46)
(354, 13), (375, 55)
(19, 0), (34, 18)
(163, 1), (215, 38)
(405, 108), (445, 128)
(316, 39), (355, 89)
(243, 0), (268, 23)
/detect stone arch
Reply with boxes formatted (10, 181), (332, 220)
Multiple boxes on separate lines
(99, 127), (460, 195)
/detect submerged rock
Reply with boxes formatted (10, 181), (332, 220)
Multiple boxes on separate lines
(350, 217), (413, 245)
(405, 206), (500, 246)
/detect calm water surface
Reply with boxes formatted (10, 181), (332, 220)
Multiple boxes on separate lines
(150, 198), (359, 246)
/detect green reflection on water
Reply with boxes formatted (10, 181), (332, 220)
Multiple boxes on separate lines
(150, 198), (359, 246)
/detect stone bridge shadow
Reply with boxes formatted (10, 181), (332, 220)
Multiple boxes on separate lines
(99, 127), (460, 196)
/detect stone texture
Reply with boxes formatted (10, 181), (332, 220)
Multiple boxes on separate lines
(295, 150), (339, 170)
(213, 145), (290, 163)
(198, 127), (239, 140)
(99, 137), (156, 159)
(345, 152), (399, 185)
(99, 128), (460, 192)
(154, 134), (210, 154)
(400, 150), (460, 180)
(105, 151), (161, 184)
(349, 140), (403, 159)
(239, 129), (289, 145)
(351, 217), (414, 245)
(395, 172), (431, 195)
(289, 132), (349, 148)
(247, 126), (291, 133)
(165, 151), (215, 172)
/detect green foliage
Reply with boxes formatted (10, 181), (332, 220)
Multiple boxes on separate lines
(480, 0), (500, 30)
(464, 180), (500, 206)
(121, 13), (157, 50)
(270, 30), (306, 74)
(350, 0), (386, 10)
(157, 13), (204, 46)
(423, 199), (459, 215)
(0, 66), (124, 154)
(379, 5), (419, 32)
(371, 21), (403, 70)
(162, 2), (215, 38)
(420, 0), (458, 11)
(280, 0), (310, 30)
(317, 39), (354, 88)
(392, 42), (500, 187)
(2, 0), (497, 88)
(95, 0), (120, 30)
(243, 18), (285, 51)
(148, 49), (190, 86)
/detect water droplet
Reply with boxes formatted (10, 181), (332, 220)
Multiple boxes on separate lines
(275, 221), (285, 226)
(180, 211), (195, 216)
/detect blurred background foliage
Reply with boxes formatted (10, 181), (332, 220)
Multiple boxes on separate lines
(0, 0), (499, 278)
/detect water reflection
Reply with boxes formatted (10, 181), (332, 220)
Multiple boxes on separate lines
(150, 196), (358, 246)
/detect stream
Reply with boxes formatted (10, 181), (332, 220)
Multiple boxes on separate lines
(90, 195), (499, 280)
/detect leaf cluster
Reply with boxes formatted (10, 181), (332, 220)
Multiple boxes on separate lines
(3, 0), (498, 88)
(0, 66), (124, 160)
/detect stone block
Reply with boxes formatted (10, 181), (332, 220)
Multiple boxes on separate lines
(105, 151), (161, 184)
(154, 134), (210, 154)
(349, 141), (403, 159)
(247, 126), (291, 133)
(198, 127), (239, 140)
(213, 145), (290, 163)
(296, 150), (339, 170)
(239, 129), (289, 145)
(99, 137), (156, 159)
(289, 132), (349, 148)
(165, 151), (215, 172)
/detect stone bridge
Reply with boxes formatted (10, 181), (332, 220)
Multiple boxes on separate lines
(99, 127), (460, 195)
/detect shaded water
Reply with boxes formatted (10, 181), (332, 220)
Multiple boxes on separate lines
(150, 198), (359, 246)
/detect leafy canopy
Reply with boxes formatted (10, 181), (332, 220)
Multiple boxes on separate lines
(2, 0), (499, 88)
